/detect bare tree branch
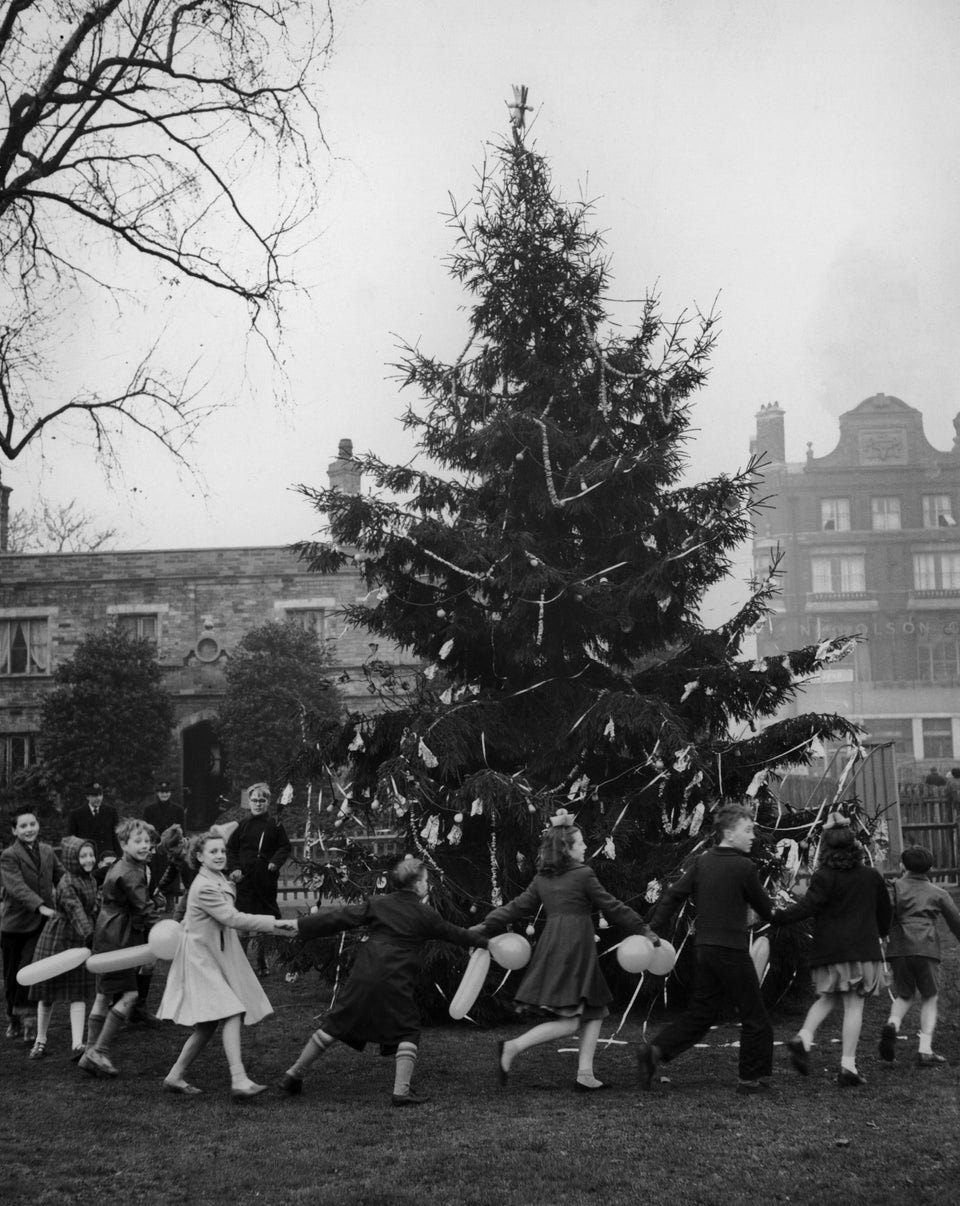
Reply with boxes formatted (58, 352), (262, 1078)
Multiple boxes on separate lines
(0, 0), (333, 470)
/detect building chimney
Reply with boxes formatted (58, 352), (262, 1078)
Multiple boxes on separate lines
(327, 438), (362, 495)
(753, 402), (786, 464)
(0, 470), (11, 552)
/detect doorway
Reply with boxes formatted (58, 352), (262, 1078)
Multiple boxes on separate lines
(181, 720), (225, 831)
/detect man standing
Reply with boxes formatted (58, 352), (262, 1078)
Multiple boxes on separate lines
(66, 782), (121, 870)
(144, 781), (185, 834)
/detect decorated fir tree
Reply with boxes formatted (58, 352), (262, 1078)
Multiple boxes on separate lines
(294, 94), (860, 944)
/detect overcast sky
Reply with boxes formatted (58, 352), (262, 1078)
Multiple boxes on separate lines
(8, 0), (960, 618)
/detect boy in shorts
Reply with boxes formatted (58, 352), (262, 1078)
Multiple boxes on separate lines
(880, 845), (960, 1067)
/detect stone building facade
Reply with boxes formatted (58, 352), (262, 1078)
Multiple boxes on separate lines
(0, 444), (412, 823)
(751, 394), (960, 776)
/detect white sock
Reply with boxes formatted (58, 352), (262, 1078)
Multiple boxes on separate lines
(797, 1029), (813, 1051)
(69, 1001), (86, 1047)
(840, 1056), (857, 1073)
(918, 1032), (933, 1055)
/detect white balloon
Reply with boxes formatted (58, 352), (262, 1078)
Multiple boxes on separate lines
(86, 944), (155, 974)
(488, 932), (531, 970)
(616, 934), (654, 973)
(17, 947), (89, 986)
(647, 940), (677, 976)
(448, 947), (491, 1019)
(148, 919), (182, 960)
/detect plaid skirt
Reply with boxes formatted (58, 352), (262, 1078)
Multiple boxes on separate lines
(28, 922), (94, 1004)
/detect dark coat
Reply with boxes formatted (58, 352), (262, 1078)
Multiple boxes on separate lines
(28, 836), (98, 1003)
(66, 804), (121, 861)
(648, 846), (774, 950)
(0, 839), (63, 934)
(775, 862), (892, 966)
(297, 889), (485, 1049)
(93, 854), (157, 953)
(144, 798), (185, 833)
(479, 864), (652, 1011)
(226, 815), (292, 918)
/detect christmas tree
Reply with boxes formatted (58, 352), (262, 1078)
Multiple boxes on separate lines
(294, 92), (860, 944)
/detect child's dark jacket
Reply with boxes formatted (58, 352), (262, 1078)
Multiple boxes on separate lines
(0, 839), (63, 933)
(226, 815), (291, 917)
(886, 872), (960, 960)
(93, 854), (157, 952)
(648, 847), (773, 950)
(297, 889), (486, 1049)
(775, 863), (892, 965)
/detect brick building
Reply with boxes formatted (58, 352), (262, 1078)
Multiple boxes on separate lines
(0, 442), (412, 823)
(751, 393), (960, 776)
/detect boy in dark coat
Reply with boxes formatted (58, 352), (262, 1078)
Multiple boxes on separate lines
(279, 856), (488, 1106)
(226, 782), (291, 976)
(636, 803), (776, 1095)
(0, 807), (62, 1041)
(879, 844), (960, 1066)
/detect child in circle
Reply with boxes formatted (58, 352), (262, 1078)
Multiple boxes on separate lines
(226, 782), (291, 977)
(79, 817), (158, 1078)
(27, 837), (99, 1060)
(475, 810), (658, 1092)
(1, 807), (62, 1043)
(774, 814), (892, 1087)
(279, 855), (487, 1106)
(879, 844), (960, 1067)
(158, 831), (291, 1098)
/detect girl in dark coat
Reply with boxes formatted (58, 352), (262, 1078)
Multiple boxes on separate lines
(475, 810), (658, 1092)
(774, 814), (893, 1086)
(27, 836), (99, 1060)
(279, 856), (487, 1106)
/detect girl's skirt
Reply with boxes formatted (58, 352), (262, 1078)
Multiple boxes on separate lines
(811, 959), (887, 996)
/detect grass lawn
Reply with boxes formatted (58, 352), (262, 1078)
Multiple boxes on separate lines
(3, 943), (958, 1206)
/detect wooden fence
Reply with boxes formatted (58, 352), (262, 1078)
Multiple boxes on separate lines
(897, 785), (959, 884)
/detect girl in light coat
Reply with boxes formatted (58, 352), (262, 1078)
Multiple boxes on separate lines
(158, 831), (290, 1099)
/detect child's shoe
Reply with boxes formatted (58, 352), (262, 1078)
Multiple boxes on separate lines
(736, 1079), (772, 1095)
(27, 1040), (46, 1060)
(78, 1048), (119, 1078)
(878, 1023), (897, 1062)
(279, 1073), (303, 1095)
(231, 1081), (268, 1100)
(391, 1090), (429, 1107)
(786, 1036), (810, 1076)
(129, 1005), (162, 1029)
(5, 1018), (22, 1039)
(917, 1051), (946, 1067)
(21, 1017), (36, 1045)
(836, 1067), (866, 1087)
(70, 1045), (86, 1063)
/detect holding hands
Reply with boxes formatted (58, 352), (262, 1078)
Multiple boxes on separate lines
(273, 919), (299, 937)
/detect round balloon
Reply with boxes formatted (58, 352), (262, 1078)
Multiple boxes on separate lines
(17, 947), (90, 987)
(86, 944), (155, 975)
(647, 940), (677, 976)
(750, 934), (770, 984)
(488, 932), (531, 971)
(148, 919), (182, 961)
(448, 947), (491, 1020)
(616, 934), (654, 973)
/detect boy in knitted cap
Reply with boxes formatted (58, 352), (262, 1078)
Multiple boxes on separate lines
(879, 845), (960, 1067)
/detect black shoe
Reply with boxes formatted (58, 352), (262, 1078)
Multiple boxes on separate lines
(279, 1073), (303, 1095)
(917, 1052), (947, 1067)
(736, 1079), (772, 1095)
(636, 1042), (660, 1091)
(391, 1090), (429, 1107)
(129, 1006), (162, 1030)
(837, 1068), (866, 1087)
(878, 1023), (897, 1063)
(786, 1036), (810, 1076)
(496, 1039), (509, 1087)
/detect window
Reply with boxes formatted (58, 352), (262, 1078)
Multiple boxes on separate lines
(865, 719), (913, 758)
(115, 613), (159, 645)
(871, 497), (901, 531)
(285, 608), (326, 639)
(0, 734), (37, 787)
(811, 554), (865, 594)
(0, 618), (49, 675)
(820, 498), (851, 531)
(922, 494), (956, 528)
(921, 718), (953, 761)
(918, 639), (960, 683)
(912, 551), (960, 591)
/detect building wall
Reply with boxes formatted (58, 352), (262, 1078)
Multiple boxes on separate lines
(751, 393), (960, 776)
(0, 447), (414, 810)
